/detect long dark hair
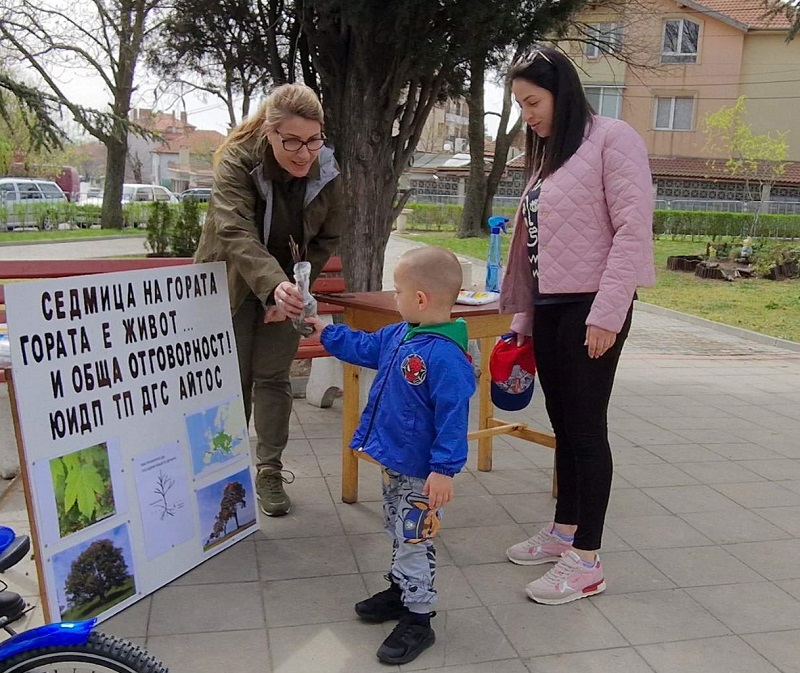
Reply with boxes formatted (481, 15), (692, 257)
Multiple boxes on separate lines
(508, 48), (594, 179)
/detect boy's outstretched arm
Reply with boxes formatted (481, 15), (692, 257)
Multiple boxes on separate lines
(306, 318), (393, 369)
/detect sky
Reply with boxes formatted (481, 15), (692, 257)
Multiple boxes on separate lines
(54, 68), (514, 141)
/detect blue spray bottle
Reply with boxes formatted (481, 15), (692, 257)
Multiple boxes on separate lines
(485, 215), (509, 293)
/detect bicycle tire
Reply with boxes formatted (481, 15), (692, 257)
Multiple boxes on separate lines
(1, 630), (168, 673)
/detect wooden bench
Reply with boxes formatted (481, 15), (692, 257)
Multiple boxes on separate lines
(0, 255), (346, 381)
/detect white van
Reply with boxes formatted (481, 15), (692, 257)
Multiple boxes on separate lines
(0, 178), (68, 230)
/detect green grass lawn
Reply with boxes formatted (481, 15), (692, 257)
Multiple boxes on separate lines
(0, 228), (144, 244)
(400, 232), (800, 344)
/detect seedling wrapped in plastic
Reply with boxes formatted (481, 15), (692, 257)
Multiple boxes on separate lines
(292, 260), (317, 336)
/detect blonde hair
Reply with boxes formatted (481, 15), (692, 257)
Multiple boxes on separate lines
(215, 83), (324, 162)
(396, 247), (463, 307)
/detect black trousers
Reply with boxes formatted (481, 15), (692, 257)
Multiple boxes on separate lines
(533, 301), (633, 551)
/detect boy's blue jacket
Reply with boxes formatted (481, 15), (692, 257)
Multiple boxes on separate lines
(321, 319), (476, 479)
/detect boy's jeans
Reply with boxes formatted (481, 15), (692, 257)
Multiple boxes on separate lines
(382, 468), (440, 612)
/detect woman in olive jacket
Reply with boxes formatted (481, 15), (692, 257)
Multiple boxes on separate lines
(195, 83), (344, 516)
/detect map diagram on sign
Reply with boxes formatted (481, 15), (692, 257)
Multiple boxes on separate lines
(185, 397), (248, 477)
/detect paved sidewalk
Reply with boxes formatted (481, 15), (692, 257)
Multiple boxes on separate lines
(2, 235), (800, 672)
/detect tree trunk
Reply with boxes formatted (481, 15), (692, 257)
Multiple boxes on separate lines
(458, 56), (487, 239)
(335, 97), (397, 292)
(102, 134), (128, 229)
(482, 78), (523, 225)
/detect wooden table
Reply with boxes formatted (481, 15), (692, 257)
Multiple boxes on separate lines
(319, 291), (556, 503)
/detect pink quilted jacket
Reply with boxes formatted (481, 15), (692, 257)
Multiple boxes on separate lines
(499, 115), (656, 335)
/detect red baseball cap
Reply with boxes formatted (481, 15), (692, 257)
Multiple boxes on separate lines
(489, 333), (536, 411)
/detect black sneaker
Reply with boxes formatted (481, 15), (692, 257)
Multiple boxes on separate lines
(354, 577), (408, 623)
(376, 612), (436, 664)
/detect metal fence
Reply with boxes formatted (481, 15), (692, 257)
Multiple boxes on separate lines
(654, 199), (800, 215)
(411, 194), (800, 215)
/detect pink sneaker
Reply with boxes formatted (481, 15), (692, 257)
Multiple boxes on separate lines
(525, 551), (606, 605)
(506, 525), (572, 566)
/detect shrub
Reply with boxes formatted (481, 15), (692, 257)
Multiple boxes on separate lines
(403, 203), (518, 231)
(170, 198), (202, 257)
(145, 202), (172, 256)
(653, 210), (800, 240)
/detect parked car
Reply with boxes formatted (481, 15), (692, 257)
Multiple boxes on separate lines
(179, 188), (212, 203)
(0, 178), (68, 230)
(82, 184), (180, 206)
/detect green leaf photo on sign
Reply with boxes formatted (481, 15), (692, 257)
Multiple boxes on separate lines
(50, 443), (116, 538)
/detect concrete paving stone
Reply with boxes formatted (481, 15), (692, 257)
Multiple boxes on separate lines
(168, 538), (258, 586)
(613, 465), (700, 488)
(614, 428), (692, 447)
(490, 599), (627, 658)
(283, 475), (336, 505)
(258, 502), (344, 539)
(452, 470), (492, 497)
(712, 481), (800, 509)
(443, 494), (524, 528)
(604, 489), (671, 518)
(599, 551), (676, 594)
(778, 579), (800, 600)
(307, 436), (342, 455)
(439, 523), (531, 567)
(255, 535), (358, 580)
(594, 588), (730, 645)
(636, 635), (781, 673)
(397, 607), (518, 670)
(742, 630), (800, 673)
(325, 473), (385, 503)
(640, 546), (764, 587)
(677, 508), (791, 544)
(268, 620), (392, 673)
(148, 582), (265, 635)
(335, 500), (386, 535)
(479, 447), (544, 471)
(100, 594), (152, 638)
(724, 539), (800, 581)
(686, 581), (800, 634)
(606, 515), (711, 549)
(407, 660), (528, 673)
(674, 460), (766, 484)
(610, 445), (669, 466)
(704, 442), (785, 460)
(781, 480), (800, 495)
(524, 647), (657, 673)
(262, 573), (368, 627)
(282, 453), (323, 478)
(496, 493), (561, 524)
(146, 629), (271, 673)
(754, 506), (800, 536)
(462, 561), (540, 606)
(642, 444), (724, 463)
(299, 422), (342, 439)
(672, 428), (752, 445)
(473, 467), (554, 495)
(642, 485), (741, 514)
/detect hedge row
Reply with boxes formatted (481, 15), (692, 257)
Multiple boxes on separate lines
(402, 203), (800, 239)
(0, 201), (208, 230)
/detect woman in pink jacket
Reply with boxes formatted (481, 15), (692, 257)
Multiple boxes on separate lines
(500, 47), (655, 605)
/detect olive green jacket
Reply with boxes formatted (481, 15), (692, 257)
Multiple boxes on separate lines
(194, 137), (344, 314)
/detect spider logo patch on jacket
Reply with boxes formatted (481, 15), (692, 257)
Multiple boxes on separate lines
(401, 353), (427, 385)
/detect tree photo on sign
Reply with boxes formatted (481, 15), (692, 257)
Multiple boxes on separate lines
(50, 443), (116, 538)
(52, 523), (137, 621)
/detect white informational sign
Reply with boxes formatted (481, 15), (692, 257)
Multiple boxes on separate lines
(5, 262), (257, 623)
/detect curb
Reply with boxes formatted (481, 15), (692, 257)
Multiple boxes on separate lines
(635, 301), (800, 352)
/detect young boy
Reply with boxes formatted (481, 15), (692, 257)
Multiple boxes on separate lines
(305, 246), (476, 665)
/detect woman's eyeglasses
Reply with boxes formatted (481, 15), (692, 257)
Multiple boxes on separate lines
(276, 131), (325, 152)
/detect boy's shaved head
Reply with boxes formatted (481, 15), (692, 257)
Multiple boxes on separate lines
(396, 246), (463, 306)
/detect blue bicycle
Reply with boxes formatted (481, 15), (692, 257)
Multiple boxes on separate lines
(0, 525), (168, 672)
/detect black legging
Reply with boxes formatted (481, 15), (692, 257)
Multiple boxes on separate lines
(533, 301), (633, 551)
